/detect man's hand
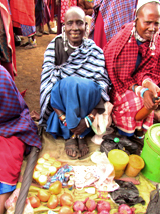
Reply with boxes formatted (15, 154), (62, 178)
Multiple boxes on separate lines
(143, 90), (160, 110)
(143, 81), (160, 97)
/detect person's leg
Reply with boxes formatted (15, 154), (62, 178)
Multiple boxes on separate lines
(0, 192), (12, 214)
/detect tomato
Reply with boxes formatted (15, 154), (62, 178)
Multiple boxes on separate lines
(49, 181), (62, 195)
(37, 189), (50, 202)
(59, 205), (73, 214)
(60, 193), (73, 207)
(47, 194), (59, 209)
(28, 196), (40, 208)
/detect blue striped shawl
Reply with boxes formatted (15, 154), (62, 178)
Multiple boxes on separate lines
(39, 35), (111, 126)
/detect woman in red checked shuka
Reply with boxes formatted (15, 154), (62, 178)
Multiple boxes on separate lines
(103, 0), (160, 141)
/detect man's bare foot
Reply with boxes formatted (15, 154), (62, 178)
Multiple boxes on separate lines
(78, 138), (89, 157)
(65, 138), (81, 159)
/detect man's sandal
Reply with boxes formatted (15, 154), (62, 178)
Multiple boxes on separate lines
(65, 138), (81, 160)
(77, 138), (89, 159)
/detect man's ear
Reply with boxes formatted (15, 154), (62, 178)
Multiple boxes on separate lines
(134, 17), (138, 26)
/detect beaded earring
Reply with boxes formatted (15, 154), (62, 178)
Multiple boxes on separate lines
(85, 23), (89, 39)
(62, 25), (68, 51)
(149, 29), (158, 56)
(128, 22), (136, 43)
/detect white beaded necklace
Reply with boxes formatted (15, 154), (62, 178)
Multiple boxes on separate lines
(68, 41), (80, 49)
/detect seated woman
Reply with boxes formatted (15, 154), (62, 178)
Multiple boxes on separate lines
(39, 6), (111, 159)
(103, 0), (160, 140)
(0, 65), (42, 214)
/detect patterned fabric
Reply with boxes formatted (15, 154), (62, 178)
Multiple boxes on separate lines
(0, 0), (17, 76)
(112, 91), (154, 135)
(90, 0), (137, 42)
(39, 35), (112, 126)
(61, 0), (77, 23)
(103, 22), (160, 100)
(0, 14), (12, 62)
(0, 65), (42, 150)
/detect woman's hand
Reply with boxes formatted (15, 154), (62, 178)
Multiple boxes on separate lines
(70, 119), (87, 135)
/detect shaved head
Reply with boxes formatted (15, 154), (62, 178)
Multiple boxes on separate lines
(64, 6), (86, 22)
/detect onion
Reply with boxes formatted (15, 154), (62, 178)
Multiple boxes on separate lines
(73, 201), (85, 212)
(97, 200), (111, 212)
(85, 198), (97, 212)
(98, 211), (110, 214)
(118, 204), (132, 214)
(83, 212), (94, 214)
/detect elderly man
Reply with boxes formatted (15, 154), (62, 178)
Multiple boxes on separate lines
(103, 0), (160, 140)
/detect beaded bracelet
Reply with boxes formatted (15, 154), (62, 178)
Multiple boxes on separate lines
(59, 115), (66, 121)
(85, 116), (92, 126)
(85, 117), (90, 128)
(140, 88), (149, 98)
(131, 84), (138, 93)
(58, 113), (64, 118)
(135, 86), (143, 97)
(89, 114), (95, 120)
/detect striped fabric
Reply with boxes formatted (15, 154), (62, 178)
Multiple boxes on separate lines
(90, 0), (137, 42)
(0, 65), (42, 151)
(39, 35), (112, 126)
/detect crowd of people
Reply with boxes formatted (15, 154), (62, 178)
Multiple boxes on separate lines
(1, 0), (160, 213)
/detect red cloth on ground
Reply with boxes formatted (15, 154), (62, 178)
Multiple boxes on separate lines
(10, 0), (35, 26)
(0, 0), (17, 77)
(94, 10), (107, 49)
(103, 22), (160, 100)
(0, 136), (26, 185)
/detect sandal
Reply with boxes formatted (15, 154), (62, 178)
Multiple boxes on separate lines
(78, 138), (89, 158)
(65, 138), (81, 160)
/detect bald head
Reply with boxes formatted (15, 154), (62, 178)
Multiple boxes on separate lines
(64, 6), (86, 22)
(136, 1), (160, 17)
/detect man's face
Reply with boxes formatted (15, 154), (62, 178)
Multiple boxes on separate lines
(65, 10), (86, 46)
(136, 3), (160, 40)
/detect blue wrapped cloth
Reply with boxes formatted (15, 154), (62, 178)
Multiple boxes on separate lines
(46, 76), (101, 139)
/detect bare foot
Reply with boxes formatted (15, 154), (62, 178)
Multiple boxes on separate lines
(78, 138), (89, 157)
(30, 110), (40, 121)
(65, 138), (81, 159)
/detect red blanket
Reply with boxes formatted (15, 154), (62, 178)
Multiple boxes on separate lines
(0, 136), (25, 185)
(10, 0), (35, 26)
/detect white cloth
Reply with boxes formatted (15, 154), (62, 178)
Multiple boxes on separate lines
(136, 0), (160, 12)
(91, 101), (113, 135)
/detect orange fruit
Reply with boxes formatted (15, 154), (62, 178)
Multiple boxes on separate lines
(49, 180), (62, 195)
(53, 161), (62, 169)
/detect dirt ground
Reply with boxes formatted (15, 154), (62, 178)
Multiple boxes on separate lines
(15, 29), (57, 115)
